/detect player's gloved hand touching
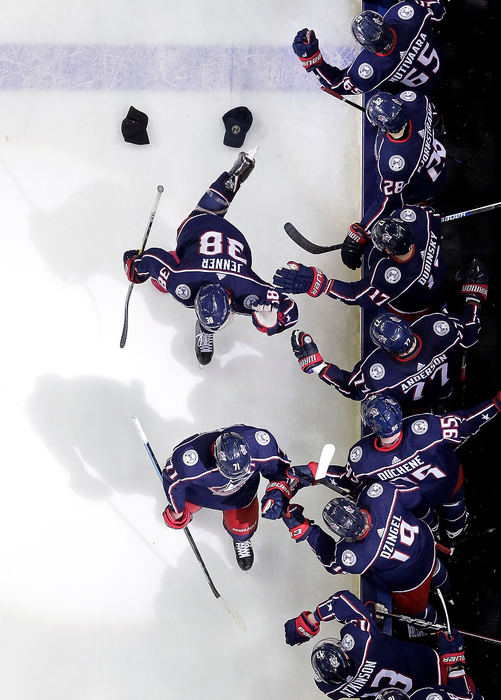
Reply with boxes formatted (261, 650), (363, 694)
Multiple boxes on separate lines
(124, 249), (146, 283)
(284, 611), (320, 646)
(162, 506), (192, 530)
(291, 330), (326, 374)
(455, 258), (488, 305)
(261, 480), (295, 520)
(282, 503), (312, 541)
(292, 29), (323, 71)
(287, 462), (322, 487)
(438, 629), (466, 671)
(273, 262), (328, 297)
(341, 223), (370, 270)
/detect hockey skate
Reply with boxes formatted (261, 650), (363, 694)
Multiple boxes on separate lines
(233, 539), (254, 571)
(224, 147), (258, 193)
(195, 320), (214, 366)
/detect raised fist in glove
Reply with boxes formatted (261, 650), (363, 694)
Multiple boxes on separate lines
(273, 262), (328, 297)
(123, 249), (146, 284)
(292, 29), (323, 71)
(287, 462), (322, 487)
(438, 629), (466, 670)
(291, 330), (326, 374)
(162, 506), (192, 530)
(455, 258), (488, 304)
(261, 480), (295, 520)
(282, 503), (312, 541)
(284, 611), (320, 646)
(341, 223), (370, 270)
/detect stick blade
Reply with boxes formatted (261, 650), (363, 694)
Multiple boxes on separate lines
(284, 222), (341, 254)
(315, 443), (336, 481)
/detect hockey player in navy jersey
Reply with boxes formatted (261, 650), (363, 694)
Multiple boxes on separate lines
(283, 589), (444, 697)
(274, 204), (447, 320)
(341, 90), (447, 270)
(290, 261), (487, 408)
(292, 2), (446, 98)
(123, 152), (298, 365)
(161, 425), (295, 570)
(281, 483), (448, 618)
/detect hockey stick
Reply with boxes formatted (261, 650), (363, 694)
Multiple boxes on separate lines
(285, 202), (501, 255)
(314, 443), (336, 481)
(131, 416), (246, 631)
(119, 185), (164, 348)
(375, 607), (501, 647)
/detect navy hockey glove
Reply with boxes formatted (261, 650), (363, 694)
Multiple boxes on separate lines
(282, 504), (312, 541)
(261, 480), (296, 520)
(455, 258), (488, 304)
(162, 506), (192, 530)
(438, 629), (466, 671)
(284, 611), (320, 646)
(123, 250), (146, 284)
(341, 223), (369, 270)
(291, 330), (326, 374)
(287, 461), (321, 487)
(292, 29), (323, 72)
(273, 262), (328, 297)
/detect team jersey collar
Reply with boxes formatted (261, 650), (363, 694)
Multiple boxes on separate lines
(396, 334), (422, 362)
(374, 431), (403, 452)
(376, 27), (397, 56)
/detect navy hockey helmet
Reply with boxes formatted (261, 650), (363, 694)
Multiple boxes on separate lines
(322, 497), (369, 542)
(366, 92), (408, 134)
(375, 690), (410, 700)
(361, 393), (403, 438)
(351, 10), (394, 53)
(311, 638), (354, 684)
(371, 217), (414, 256)
(194, 283), (232, 332)
(369, 312), (415, 355)
(214, 431), (252, 482)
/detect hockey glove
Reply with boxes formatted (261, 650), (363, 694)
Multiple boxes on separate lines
(273, 262), (328, 297)
(438, 629), (466, 672)
(123, 249), (146, 284)
(493, 390), (501, 412)
(261, 480), (296, 520)
(291, 330), (326, 374)
(284, 611), (320, 646)
(282, 503), (312, 541)
(162, 506), (192, 530)
(287, 461), (321, 487)
(455, 258), (488, 305)
(341, 223), (370, 270)
(292, 29), (323, 72)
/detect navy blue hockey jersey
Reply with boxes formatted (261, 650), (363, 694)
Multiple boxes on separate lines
(319, 306), (481, 403)
(162, 425), (290, 512)
(312, 1), (446, 97)
(326, 205), (446, 315)
(312, 589), (441, 698)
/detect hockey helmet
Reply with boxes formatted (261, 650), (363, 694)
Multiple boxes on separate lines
(361, 393), (403, 438)
(371, 217), (414, 256)
(194, 283), (232, 332)
(375, 690), (411, 700)
(351, 10), (394, 53)
(214, 431), (252, 482)
(311, 638), (354, 684)
(366, 92), (408, 134)
(369, 312), (415, 355)
(322, 498), (369, 542)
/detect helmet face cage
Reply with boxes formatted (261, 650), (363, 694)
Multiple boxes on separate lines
(375, 690), (411, 700)
(194, 283), (232, 332)
(361, 393), (403, 438)
(369, 313), (414, 355)
(371, 218), (413, 256)
(214, 432), (252, 482)
(322, 498), (367, 542)
(311, 638), (353, 684)
(366, 93), (408, 134)
(351, 11), (394, 53)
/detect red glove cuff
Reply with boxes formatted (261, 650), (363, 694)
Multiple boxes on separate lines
(308, 268), (328, 297)
(299, 50), (323, 70)
(125, 258), (144, 284)
(265, 480), (293, 500)
(296, 611), (320, 638)
(298, 352), (324, 372)
(163, 507), (191, 529)
(460, 282), (488, 301)
(289, 520), (311, 541)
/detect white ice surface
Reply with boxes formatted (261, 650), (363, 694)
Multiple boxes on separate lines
(0, 3), (363, 698)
